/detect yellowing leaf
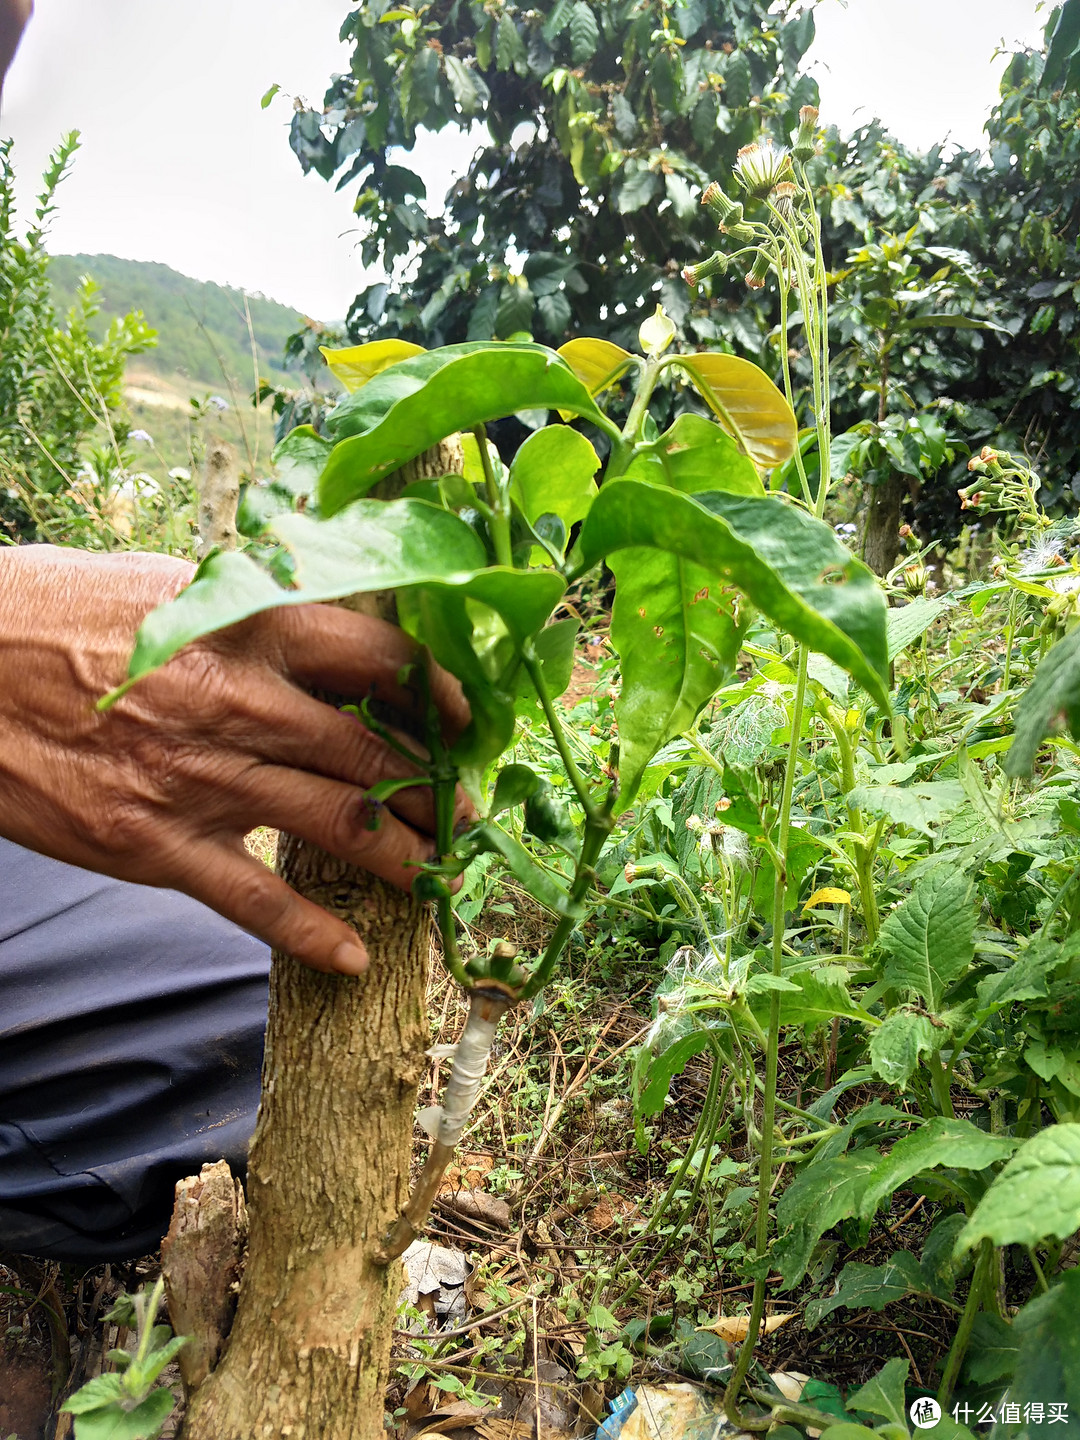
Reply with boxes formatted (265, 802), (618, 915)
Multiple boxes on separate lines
(673, 353), (798, 472)
(557, 337), (635, 396)
(320, 339), (426, 392)
(804, 887), (852, 911)
(698, 1312), (796, 1342)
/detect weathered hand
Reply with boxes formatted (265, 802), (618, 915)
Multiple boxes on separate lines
(0, 545), (473, 974)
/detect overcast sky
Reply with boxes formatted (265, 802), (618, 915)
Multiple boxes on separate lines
(1, 0), (1050, 322)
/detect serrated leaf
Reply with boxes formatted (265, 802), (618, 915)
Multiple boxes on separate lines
(858, 1117), (1017, 1221)
(770, 967), (873, 1033)
(579, 481), (890, 712)
(977, 936), (1076, 1009)
(965, 1312), (1019, 1385)
(672, 353), (798, 471)
(773, 1152), (882, 1288)
(320, 344), (607, 514)
(1005, 627), (1080, 777)
(1007, 1268), (1080, 1412)
(617, 164), (660, 214)
(805, 1255), (930, 1330)
(845, 1357), (910, 1426)
(848, 781), (962, 836)
(886, 596), (948, 660)
(869, 1010), (939, 1088)
(568, 1), (599, 62)
(496, 12), (527, 72)
(956, 1123), (1080, 1253)
(320, 338), (426, 393)
(878, 869), (976, 1009)
(61, 1374), (125, 1414)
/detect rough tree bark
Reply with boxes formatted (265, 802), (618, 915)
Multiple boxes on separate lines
(180, 440), (462, 1440)
(861, 471), (905, 577)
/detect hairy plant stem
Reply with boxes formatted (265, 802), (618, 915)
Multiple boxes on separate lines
(938, 1239), (994, 1407)
(725, 158), (841, 1432)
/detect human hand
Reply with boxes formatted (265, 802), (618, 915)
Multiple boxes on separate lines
(0, 545), (473, 974)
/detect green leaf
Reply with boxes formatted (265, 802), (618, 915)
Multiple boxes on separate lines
(846, 1357), (909, 1426)
(509, 425), (599, 530)
(878, 869), (976, 1009)
(848, 781), (962, 836)
(490, 763), (542, 816)
(902, 312), (1010, 333)
(61, 1374), (125, 1414)
(671, 353), (798, 471)
(627, 412), (764, 498)
(1005, 627), (1080, 777)
(116, 502), (562, 700)
(858, 1117), (1017, 1221)
(886, 596), (948, 660)
(1008, 1268), (1080, 1413)
(319, 344), (608, 515)
(965, 1312), (1019, 1385)
(769, 967), (874, 1033)
(977, 936), (1076, 1008)
(579, 481), (890, 710)
(805, 1255), (931, 1330)
(126, 1334), (189, 1391)
(542, 0), (576, 42)
(869, 1010), (940, 1088)
(496, 12), (527, 73)
(271, 424), (333, 496)
(956, 1123), (1080, 1253)
(64, 1386), (176, 1440)
(616, 164), (660, 214)
(517, 617), (579, 711)
(637, 1032), (718, 1117)
(443, 55), (485, 115)
(773, 1152), (883, 1288)
(1045, 0), (1080, 88)
(610, 543), (742, 804)
(260, 82), (280, 109)
(469, 821), (569, 913)
(568, 1), (599, 63)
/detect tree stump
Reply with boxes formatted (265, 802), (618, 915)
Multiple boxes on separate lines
(179, 440), (462, 1440)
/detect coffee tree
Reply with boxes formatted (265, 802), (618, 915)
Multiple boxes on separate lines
(103, 111), (897, 1430)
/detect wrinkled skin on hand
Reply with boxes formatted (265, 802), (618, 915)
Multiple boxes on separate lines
(0, 546), (473, 974)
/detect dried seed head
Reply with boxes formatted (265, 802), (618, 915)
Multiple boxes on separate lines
(734, 138), (792, 197)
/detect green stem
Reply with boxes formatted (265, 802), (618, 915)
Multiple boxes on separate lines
(473, 424), (513, 568)
(938, 1240), (993, 1408)
(522, 649), (597, 821)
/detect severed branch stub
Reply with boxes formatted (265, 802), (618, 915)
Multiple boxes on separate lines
(196, 439), (240, 560)
(376, 965), (518, 1265)
(161, 1159), (248, 1397)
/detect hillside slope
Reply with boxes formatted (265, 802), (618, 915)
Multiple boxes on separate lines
(47, 253), (306, 391)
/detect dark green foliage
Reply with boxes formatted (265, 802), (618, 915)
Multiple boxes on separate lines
(292, 0), (818, 352)
(0, 135), (156, 542)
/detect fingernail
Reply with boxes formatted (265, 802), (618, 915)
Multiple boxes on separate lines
(331, 940), (368, 975)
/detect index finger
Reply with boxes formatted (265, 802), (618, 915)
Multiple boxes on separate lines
(266, 604), (471, 741)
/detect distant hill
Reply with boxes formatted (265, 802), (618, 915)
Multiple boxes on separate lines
(47, 253), (307, 392)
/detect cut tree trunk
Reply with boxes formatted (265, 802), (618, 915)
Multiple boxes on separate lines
(180, 441), (461, 1440)
(861, 471), (906, 577)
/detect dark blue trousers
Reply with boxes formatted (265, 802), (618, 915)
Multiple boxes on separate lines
(0, 838), (270, 1262)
